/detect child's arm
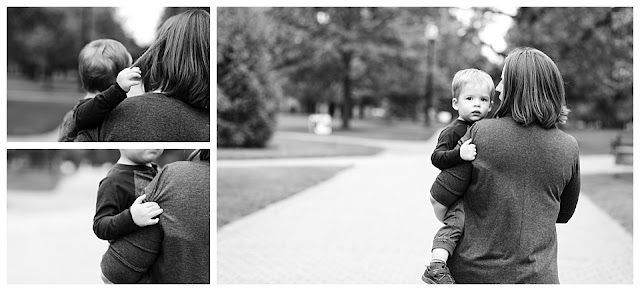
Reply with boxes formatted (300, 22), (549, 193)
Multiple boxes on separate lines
(93, 199), (139, 241)
(93, 178), (140, 240)
(74, 67), (141, 130)
(431, 130), (466, 170)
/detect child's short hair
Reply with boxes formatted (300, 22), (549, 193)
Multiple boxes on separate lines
(78, 39), (132, 93)
(495, 47), (569, 129)
(133, 9), (210, 110)
(451, 68), (496, 100)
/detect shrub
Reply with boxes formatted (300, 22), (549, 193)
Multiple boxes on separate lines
(217, 8), (277, 148)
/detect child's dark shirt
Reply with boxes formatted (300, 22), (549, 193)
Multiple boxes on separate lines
(58, 83), (127, 142)
(93, 163), (158, 241)
(431, 119), (472, 170)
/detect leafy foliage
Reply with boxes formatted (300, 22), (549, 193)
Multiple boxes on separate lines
(217, 8), (278, 148)
(506, 7), (632, 127)
(7, 8), (141, 80)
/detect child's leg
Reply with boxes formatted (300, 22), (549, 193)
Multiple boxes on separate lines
(423, 198), (465, 284)
(431, 198), (465, 263)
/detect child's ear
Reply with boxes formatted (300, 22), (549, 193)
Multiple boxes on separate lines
(452, 98), (459, 111)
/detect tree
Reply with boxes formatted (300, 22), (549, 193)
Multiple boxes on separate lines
(267, 7), (496, 125)
(7, 8), (141, 81)
(217, 8), (278, 148)
(505, 7), (632, 128)
(269, 7), (404, 129)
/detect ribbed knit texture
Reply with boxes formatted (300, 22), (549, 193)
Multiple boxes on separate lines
(75, 93), (209, 141)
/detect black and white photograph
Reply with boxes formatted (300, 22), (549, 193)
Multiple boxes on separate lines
(7, 149), (211, 284)
(217, 7), (633, 284)
(7, 7), (210, 142)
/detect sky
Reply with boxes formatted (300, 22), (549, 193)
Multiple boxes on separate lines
(115, 7), (165, 46)
(453, 6), (518, 64)
(114, 6), (515, 60)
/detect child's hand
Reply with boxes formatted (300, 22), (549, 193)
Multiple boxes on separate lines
(116, 67), (142, 93)
(460, 139), (476, 161)
(130, 194), (163, 227)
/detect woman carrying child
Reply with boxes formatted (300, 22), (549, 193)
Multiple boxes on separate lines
(430, 47), (580, 283)
(75, 9), (210, 142)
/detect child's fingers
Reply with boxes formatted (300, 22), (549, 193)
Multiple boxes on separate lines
(148, 218), (159, 225)
(133, 194), (146, 204)
(148, 209), (163, 217)
(142, 202), (159, 208)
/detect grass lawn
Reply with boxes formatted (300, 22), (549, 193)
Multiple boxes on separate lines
(217, 166), (349, 228)
(563, 128), (622, 155)
(277, 113), (440, 141)
(7, 77), (81, 135)
(217, 136), (383, 160)
(7, 170), (61, 191)
(580, 173), (633, 233)
(8, 101), (76, 135)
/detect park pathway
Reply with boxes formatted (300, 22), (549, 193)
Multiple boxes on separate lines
(217, 130), (633, 284)
(7, 166), (110, 283)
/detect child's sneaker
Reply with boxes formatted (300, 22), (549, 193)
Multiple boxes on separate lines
(421, 261), (455, 284)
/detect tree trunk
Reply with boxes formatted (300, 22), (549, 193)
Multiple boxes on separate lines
(341, 52), (353, 129)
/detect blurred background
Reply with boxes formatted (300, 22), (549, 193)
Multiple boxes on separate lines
(6, 7), (210, 142)
(7, 149), (197, 283)
(218, 7), (632, 148)
(217, 7), (633, 283)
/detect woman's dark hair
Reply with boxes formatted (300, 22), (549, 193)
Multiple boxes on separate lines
(133, 9), (210, 109)
(495, 47), (569, 128)
(188, 149), (210, 161)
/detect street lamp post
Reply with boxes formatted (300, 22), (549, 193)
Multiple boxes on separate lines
(424, 23), (439, 126)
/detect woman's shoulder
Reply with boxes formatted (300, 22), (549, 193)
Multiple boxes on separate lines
(113, 93), (207, 115)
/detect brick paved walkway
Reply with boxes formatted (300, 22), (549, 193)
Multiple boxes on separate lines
(217, 131), (633, 284)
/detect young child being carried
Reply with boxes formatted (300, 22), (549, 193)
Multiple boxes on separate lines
(422, 69), (495, 284)
(58, 39), (141, 141)
(93, 149), (165, 282)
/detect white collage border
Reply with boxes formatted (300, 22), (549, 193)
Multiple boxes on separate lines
(1, 0), (639, 290)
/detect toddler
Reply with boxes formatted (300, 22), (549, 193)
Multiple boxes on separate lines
(422, 69), (495, 284)
(58, 39), (141, 141)
(93, 149), (164, 241)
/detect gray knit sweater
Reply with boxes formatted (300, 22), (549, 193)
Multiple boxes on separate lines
(101, 159), (210, 283)
(431, 117), (580, 283)
(75, 93), (209, 142)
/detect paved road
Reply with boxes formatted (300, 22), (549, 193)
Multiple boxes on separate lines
(7, 166), (110, 284)
(217, 131), (633, 284)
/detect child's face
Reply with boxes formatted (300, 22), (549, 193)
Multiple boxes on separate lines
(453, 82), (492, 123)
(120, 149), (164, 165)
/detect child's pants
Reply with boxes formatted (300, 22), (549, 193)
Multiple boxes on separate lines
(432, 198), (465, 255)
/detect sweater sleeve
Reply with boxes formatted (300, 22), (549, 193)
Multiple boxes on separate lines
(93, 178), (140, 240)
(557, 157), (581, 223)
(100, 224), (163, 283)
(74, 83), (127, 131)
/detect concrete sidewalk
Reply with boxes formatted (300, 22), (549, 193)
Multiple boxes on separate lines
(7, 166), (110, 283)
(217, 132), (633, 284)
